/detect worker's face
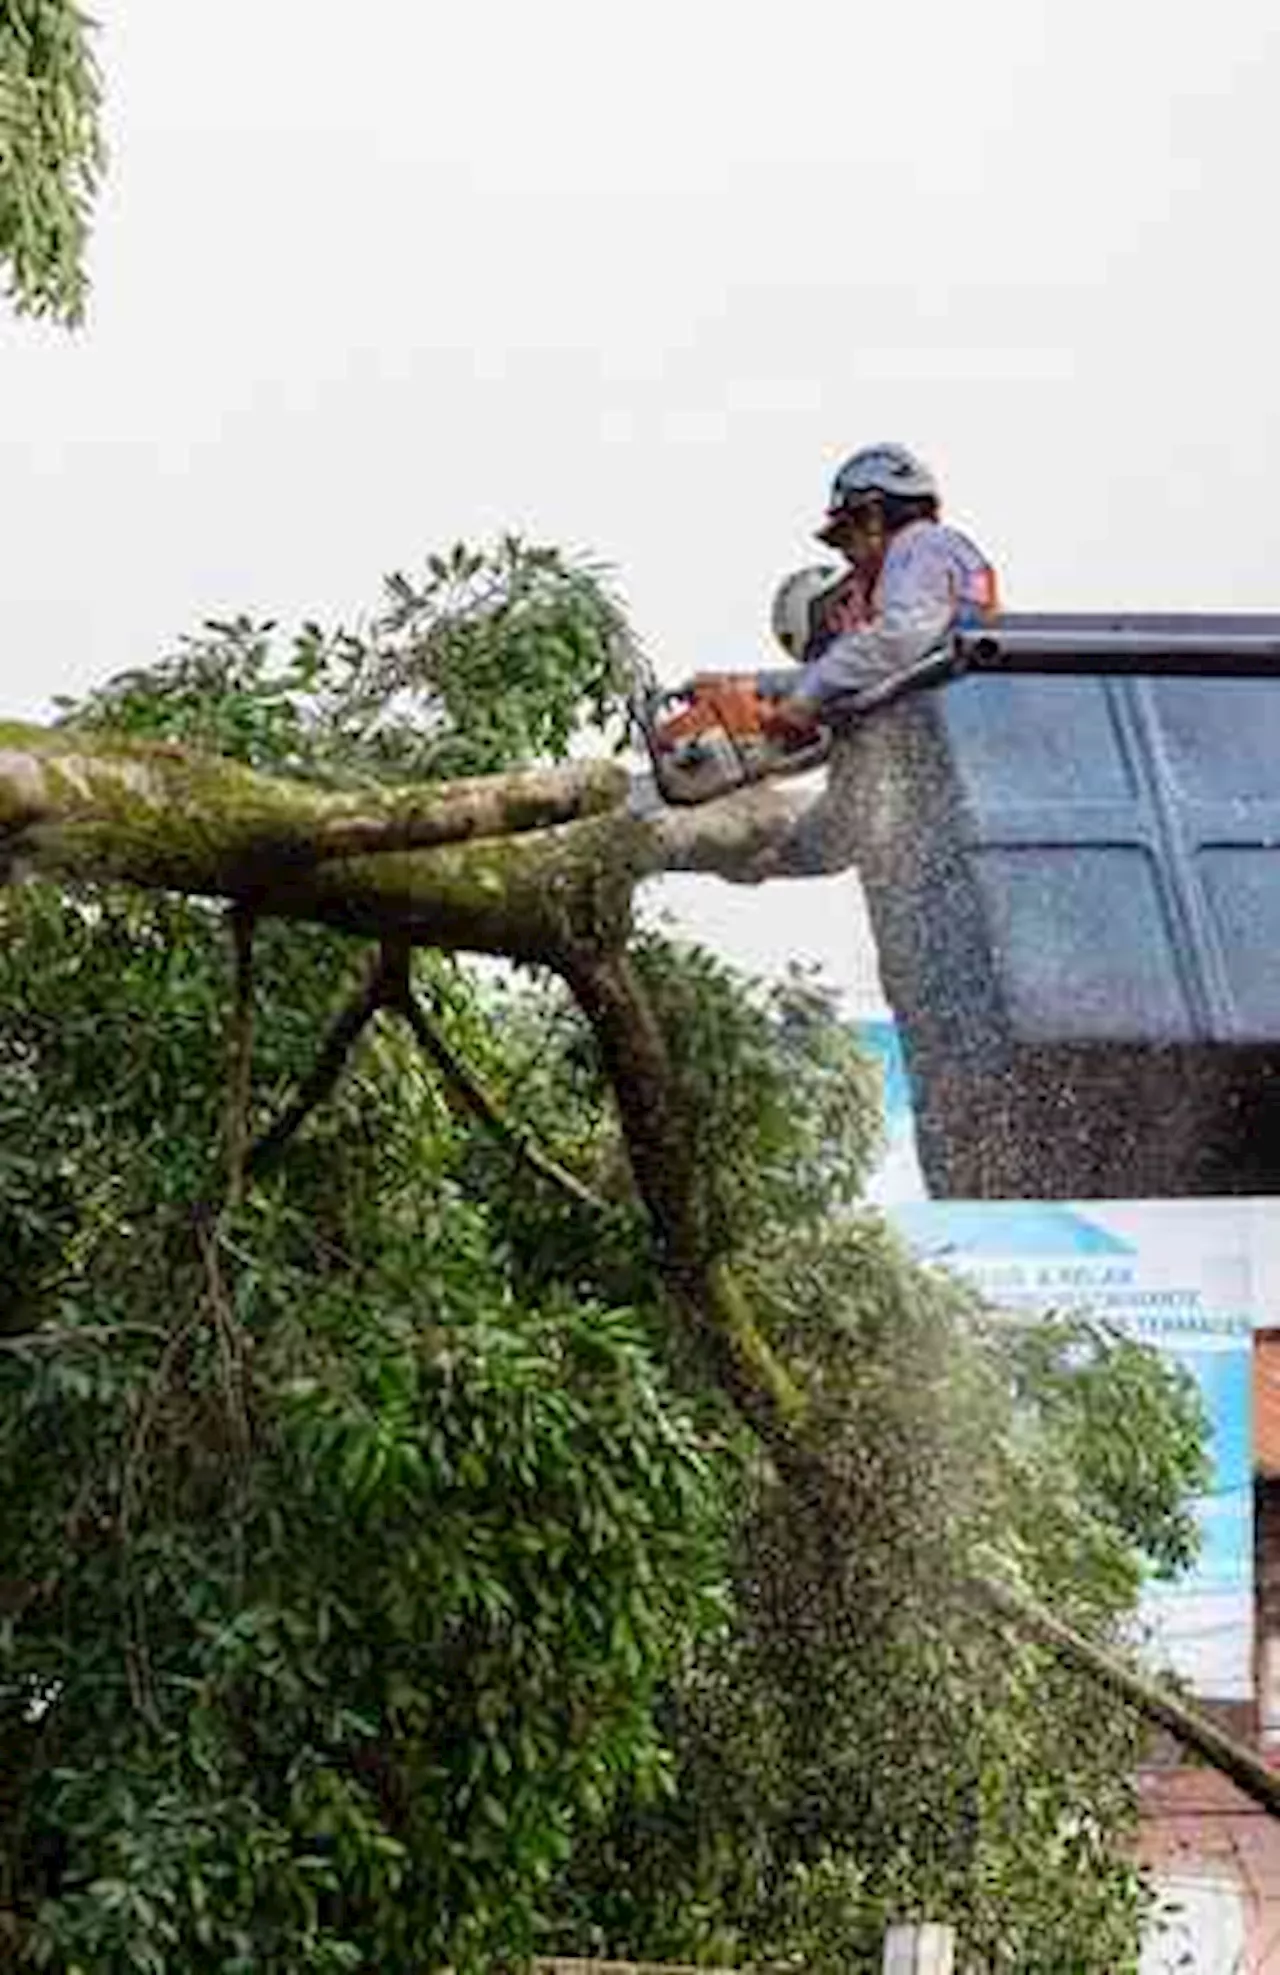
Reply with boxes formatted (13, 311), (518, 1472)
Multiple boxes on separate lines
(823, 501), (885, 573)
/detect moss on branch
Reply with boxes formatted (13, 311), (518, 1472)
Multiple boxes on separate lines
(0, 724), (641, 958)
(0, 723), (628, 887)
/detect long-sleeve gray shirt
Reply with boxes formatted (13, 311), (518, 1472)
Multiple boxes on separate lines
(792, 520), (997, 704)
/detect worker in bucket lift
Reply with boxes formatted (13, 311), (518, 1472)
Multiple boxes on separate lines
(753, 443), (1000, 741)
(647, 446), (997, 800)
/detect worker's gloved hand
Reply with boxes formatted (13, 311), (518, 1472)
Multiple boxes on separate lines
(760, 694), (823, 745)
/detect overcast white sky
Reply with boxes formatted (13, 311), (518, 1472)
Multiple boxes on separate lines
(4, 0), (1280, 1002)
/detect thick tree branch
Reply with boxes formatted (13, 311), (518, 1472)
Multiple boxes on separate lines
(645, 776), (822, 881)
(0, 727), (655, 956)
(0, 728), (844, 952)
(0, 722), (629, 884)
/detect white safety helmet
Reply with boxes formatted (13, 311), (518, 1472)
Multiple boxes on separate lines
(818, 443), (939, 542)
(770, 564), (839, 660)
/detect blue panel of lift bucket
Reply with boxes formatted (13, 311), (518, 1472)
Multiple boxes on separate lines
(854, 614), (1280, 1198)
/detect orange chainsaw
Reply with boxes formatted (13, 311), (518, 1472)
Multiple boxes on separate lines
(629, 644), (967, 807)
(632, 667), (831, 807)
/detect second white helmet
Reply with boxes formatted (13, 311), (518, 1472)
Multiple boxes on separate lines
(771, 564), (840, 660)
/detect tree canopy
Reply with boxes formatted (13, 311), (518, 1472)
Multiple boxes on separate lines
(0, 544), (1232, 1972)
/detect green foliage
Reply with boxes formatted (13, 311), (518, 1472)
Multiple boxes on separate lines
(632, 940), (884, 1254)
(0, 887), (730, 1972)
(0, 580), (724, 1970)
(555, 1221), (1208, 1973)
(999, 1313), (1210, 1586)
(64, 538), (632, 785)
(0, 0), (103, 323)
